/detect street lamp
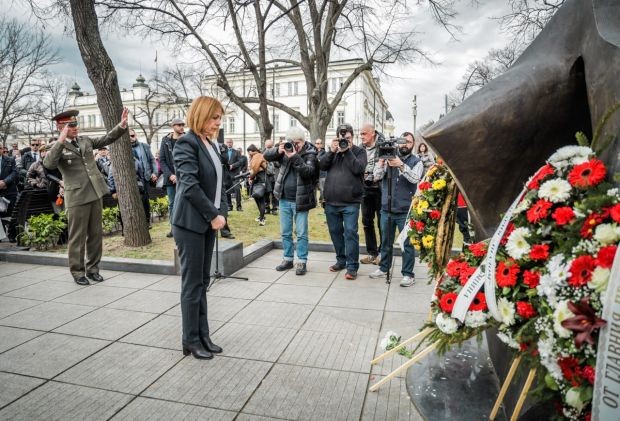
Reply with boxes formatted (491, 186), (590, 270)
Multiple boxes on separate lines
(272, 65), (278, 140)
(412, 95), (417, 133)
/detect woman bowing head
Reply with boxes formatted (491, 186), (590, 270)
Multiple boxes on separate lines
(172, 96), (226, 359)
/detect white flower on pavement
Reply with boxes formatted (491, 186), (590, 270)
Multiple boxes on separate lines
(435, 313), (458, 334)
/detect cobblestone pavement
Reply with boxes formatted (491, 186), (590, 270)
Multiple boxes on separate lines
(0, 250), (432, 420)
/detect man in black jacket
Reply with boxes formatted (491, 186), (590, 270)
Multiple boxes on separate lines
(159, 117), (185, 237)
(319, 123), (368, 280)
(0, 144), (18, 240)
(264, 127), (318, 275)
(224, 138), (243, 211)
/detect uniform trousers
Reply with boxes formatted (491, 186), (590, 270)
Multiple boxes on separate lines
(66, 198), (103, 279)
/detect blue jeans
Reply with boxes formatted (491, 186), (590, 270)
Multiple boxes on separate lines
(325, 204), (360, 272)
(279, 199), (308, 263)
(166, 185), (176, 226)
(379, 211), (415, 277)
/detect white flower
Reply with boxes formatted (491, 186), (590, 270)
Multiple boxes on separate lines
(553, 300), (574, 338)
(497, 297), (516, 326)
(464, 311), (488, 328)
(565, 387), (585, 411)
(548, 146), (592, 169)
(547, 254), (571, 281)
(607, 188), (619, 197)
(588, 267), (610, 294)
(496, 331), (519, 349)
(538, 178), (572, 203)
(594, 223), (620, 245)
(379, 331), (399, 351)
(538, 337), (563, 380)
(435, 313), (458, 334)
(514, 197), (531, 214)
(505, 227), (531, 260)
(537, 274), (559, 306)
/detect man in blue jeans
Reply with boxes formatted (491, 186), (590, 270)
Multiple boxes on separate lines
(319, 124), (367, 280)
(369, 134), (423, 286)
(264, 127), (318, 275)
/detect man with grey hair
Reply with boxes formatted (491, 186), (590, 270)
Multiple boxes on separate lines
(264, 127), (318, 275)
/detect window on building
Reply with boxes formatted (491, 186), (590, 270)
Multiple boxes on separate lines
(290, 115), (297, 127)
(328, 116), (334, 129)
(254, 120), (259, 133)
(287, 81), (299, 96)
(337, 111), (345, 126)
(273, 113), (279, 132)
(275, 83), (280, 97)
(228, 116), (235, 134)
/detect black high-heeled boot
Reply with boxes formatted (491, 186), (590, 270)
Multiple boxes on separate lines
(182, 342), (214, 359)
(200, 335), (223, 354)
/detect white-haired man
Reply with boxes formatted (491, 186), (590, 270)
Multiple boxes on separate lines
(264, 127), (319, 275)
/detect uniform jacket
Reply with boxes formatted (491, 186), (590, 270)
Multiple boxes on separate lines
(171, 130), (227, 234)
(43, 125), (127, 208)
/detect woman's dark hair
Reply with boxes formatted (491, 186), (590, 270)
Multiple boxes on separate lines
(247, 144), (259, 153)
(417, 143), (428, 153)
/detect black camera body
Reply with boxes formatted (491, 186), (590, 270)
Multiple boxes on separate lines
(338, 128), (349, 150)
(377, 136), (406, 160)
(284, 141), (294, 152)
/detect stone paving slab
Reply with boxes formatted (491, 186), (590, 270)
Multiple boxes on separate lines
(207, 296), (252, 321)
(242, 364), (368, 421)
(212, 322), (297, 362)
(0, 381), (132, 421)
(0, 326), (44, 354)
(100, 272), (167, 289)
(144, 275), (182, 293)
(0, 262), (32, 276)
(275, 270), (338, 288)
(53, 308), (156, 341)
(229, 301), (314, 329)
(385, 290), (432, 313)
(208, 279), (272, 300)
(362, 374), (422, 421)
(0, 372), (45, 408)
(111, 397), (237, 421)
(57, 342), (182, 394)
(0, 301), (96, 331)
(230, 267), (284, 283)
(53, 284), (137, 307)
(0, 333), (109, 378)
(301, 306), (383, 335)
(0, 296), (42, 319)
(319, 286), (388, 311)
(3, 280), (83, 301)
(257, 284), (327, 305)
(0, 276), (43, 295)
(106, 289), (179, 314)
(143, 356), (272, 411)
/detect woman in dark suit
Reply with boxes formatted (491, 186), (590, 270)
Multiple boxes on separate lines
(172, 96), (226, 359)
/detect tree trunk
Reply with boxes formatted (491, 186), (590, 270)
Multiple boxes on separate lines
(69, 0), (151, 247)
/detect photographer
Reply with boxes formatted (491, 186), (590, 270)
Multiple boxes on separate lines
(264, 127), (318, 276)
(359, 123), (384, 265)
(369, 134), (423, 287)
(319, 123), (367, 280)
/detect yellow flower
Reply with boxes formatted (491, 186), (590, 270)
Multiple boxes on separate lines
(432, 179), (447, 190)
(427, 166), (437, 177)
(415, 200), (429, 215)
(414, 244), (421, 251)
(422, 235), (434, 248)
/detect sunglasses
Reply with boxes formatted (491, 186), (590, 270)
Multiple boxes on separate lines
(174, 123), (185, 127)
(31, 143), (40, 147)
(129, 134), (136, 138)
(67, 122), (78, 128)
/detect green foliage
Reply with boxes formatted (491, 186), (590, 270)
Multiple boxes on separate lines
(574, 131), (590, 147)
(19, 213), (67, 250)
(102, 206), (120, 234)
(149, 196), (169, 219)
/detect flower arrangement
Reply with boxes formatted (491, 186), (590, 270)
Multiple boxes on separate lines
(408, 160), (456, 279)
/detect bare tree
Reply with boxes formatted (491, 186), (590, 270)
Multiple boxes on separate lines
(130, 77), (178, 145)
(0, 18), (60, 145)
(157, 64), (205, 107)
(98, 0), (459, 141)
(499, 0), (565, 45)
(36, 76), (71, 135)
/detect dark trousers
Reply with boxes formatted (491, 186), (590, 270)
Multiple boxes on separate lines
(226, 185), (242, 209)
(142, 188), (150, 224)
(361, 187), (382, 256)
(254, 196), (266, 220)
(325, 204), (360, 272)
(66, 199), (103, 279)
(265, 177), (278, 211)
(379, 211), (415, 276)
(173, 225), (215, 346)
(457, 207), (472, 243)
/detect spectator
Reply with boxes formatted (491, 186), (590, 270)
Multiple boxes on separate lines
(9, 143), (19, 157)
(21, 138), (43, 173)
(0, 144), (18, 240)
(369, 134), (423, 287)
(160, 117), (185, 237)
(319, 123), (367, 280)
(95, 146), (111, 177)
(129, 129), (158, 226)
(264, 127), (318, 276)
(247, 144), (269, 226)
(314, 138), (327, 206)
(263, 139), (279, 215)
(26, 146), (50, 190)
(416, 141), (436, 173)
(108, 157), (149, 224)
(237, 147), (249, 197)
(155, 151), (161, 175)
(223, 138), (243, 211)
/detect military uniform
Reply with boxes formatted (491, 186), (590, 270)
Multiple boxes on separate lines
(43, 110), (127, 284)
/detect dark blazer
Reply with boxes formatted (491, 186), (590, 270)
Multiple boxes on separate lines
(172, 130), (227, 234)
(159, 133), (177, 187)
(0, 156), (18, 196)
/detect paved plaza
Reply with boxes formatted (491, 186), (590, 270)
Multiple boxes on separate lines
(0, 250), (432, 420)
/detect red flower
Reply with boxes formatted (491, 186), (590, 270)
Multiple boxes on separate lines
(596, 245), (617, 269)
(501, 222), (515, 246)
(418, 181), (432, 191)
(439, 292), (458, 313)
(580, 212), (606, 238)
(527, 164), (555, 190)
(446, 259), (464, 278)
(496, 260), (520, 288)
(611, 203), (620, 223)
(429, 210), (441, 220)
(468, 242), (487, 257)
(522, 270), (540, 288)
(585, 413), (592, 421)
(582, 365), (595, 385)
(469, 292), (487, 311)
(459, 264), (477, 285)
(529, 244), (550, 261)
(408, 219), (415, 229)
(568, 159), (607, 189)
(526, 199), (553, 224)
(568, 255), (596, 287)
(558, 356), (582, 386)
(516, 301), (536, 319)
(434, 289), (443, 300)
(415, 220), (425, 232)
(552, 206), (575, 226)
(519, 342), (528, 352)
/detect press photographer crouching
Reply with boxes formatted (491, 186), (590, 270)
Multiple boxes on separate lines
(319, 123), (368, 280)
(264, 127), (318, 275)
(369, 134), (423, 287)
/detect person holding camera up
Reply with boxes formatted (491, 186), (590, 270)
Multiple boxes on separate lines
(369, 134), (423, 287)
(264, 127), (318, 276)
(319, 123), (367, 280)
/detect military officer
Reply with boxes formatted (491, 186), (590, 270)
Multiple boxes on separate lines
(43, 108), (129, 285)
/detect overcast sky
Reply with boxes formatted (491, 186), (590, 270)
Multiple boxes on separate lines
(7, 0), (513, 135)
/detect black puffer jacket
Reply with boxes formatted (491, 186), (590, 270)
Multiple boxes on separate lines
(264, 142), (319, 212)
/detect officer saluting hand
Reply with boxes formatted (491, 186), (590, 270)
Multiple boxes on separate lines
(44, 108), (129, 285)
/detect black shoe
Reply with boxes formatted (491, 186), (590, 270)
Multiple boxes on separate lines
(166, 231), (173, 238)
(182, 342), (214, 359)
(236, 207), (243, 211)
(221, 232), (235, 239)
(329, 263), (346, 272)
(295, 263), (307, 276)
(228, 206), (233, 212)
(87, 273), (104, 283)
(271, 209), (278, 215)
(74, 276), (90, 286)
(200, 336), (223, 354)
(276, 260), (294, 271)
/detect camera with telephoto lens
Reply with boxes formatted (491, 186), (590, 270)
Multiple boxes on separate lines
(284, 140), (294, 152)
(377, 136), (407, 160)
(337, 125), (351, 150)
